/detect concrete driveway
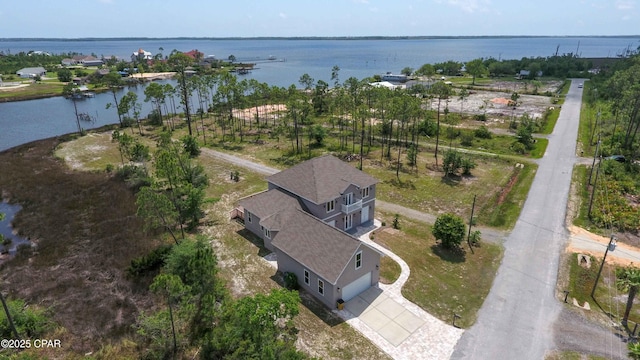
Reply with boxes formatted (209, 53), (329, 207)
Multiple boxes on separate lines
(328, 220), (463, 360)
(344, 287), (425, 347)
(336, 284), (463, 360)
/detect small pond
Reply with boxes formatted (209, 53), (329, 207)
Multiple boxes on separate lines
(0, 201), (32, 258)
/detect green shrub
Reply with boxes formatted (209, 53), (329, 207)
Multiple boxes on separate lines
(474, 125), (492, 139)
(0, 299), (52, 338)
(392, 214), (400, 230)
(511, 142), (526, 154)
(127, 244), (174, 278)
(182, 135), (200, 157)
(460, 133), (474, 146)
(461, 157), (476, 175)
(116, 164), (151, 190)
(432, 213), (466, 250)
(130, 142), (150, 162)
(147, 109), (163, 126)
(284, 272), (299, 290)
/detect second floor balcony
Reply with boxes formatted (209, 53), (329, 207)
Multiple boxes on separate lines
(341, 199), (362, 214)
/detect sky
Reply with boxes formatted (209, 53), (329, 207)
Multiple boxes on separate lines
(1, 0), (638, 38)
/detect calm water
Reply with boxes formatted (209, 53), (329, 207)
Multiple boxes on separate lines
(0, 202), (30, 257)
(2, 37), (638, 86)
(1, 37), (639, 151)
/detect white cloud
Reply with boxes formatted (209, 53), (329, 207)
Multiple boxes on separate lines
(98, 0), (114, 4)
(447, 0), (491, 13)
(353, 0), (370, 4)
(616, 0), (635, 10)
(279, 12), (287, 19)
(369, 7), (379, 12)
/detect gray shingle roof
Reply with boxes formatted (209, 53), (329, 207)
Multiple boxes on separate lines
(238, 189), (300, 224)
(16, 67), (46, 74)
(267, 154), (378, 204)
(271, 209), (363, 284)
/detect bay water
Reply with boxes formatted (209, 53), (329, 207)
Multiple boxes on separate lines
(1, 37), (639, 151)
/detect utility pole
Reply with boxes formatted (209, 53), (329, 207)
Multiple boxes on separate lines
(467, 194), (477, 254)
(588, 134), (601, 186)
(591, 235), (617, 298)
(588, 155), (602, 218)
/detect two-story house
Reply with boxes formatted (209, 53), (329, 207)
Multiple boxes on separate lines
(266, 154), (377, 233)
(237, 155), (381, 308)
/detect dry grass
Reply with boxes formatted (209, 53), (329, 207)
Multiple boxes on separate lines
(55, 131), (122, 171)
(0, 137), (162, 356)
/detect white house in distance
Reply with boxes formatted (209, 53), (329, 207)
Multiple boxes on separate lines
(236, 155), (382, 309)
(16, 67), (46, 78)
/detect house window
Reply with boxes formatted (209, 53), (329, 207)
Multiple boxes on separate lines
(326, 200), (335, 213)
(344, 214), (353, 230)
(246, 211), (252, 223)
(345, 192), (354, 205)
(304, 269), (310, 285)
(361, 187), (370, 198)
(264, 228), (271, 239)
(318, 279), (324, 296)
(355, 251), (362, 269)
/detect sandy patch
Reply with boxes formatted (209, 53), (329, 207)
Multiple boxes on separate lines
(0, 84), (30, 91)
(490, 97), (511, 105)
(129, 72), (176, 80)
(232, 104), (287, 121)
(566, 225), (640, 267)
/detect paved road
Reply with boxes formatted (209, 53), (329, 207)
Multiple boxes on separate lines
(451, 80), (626, 359)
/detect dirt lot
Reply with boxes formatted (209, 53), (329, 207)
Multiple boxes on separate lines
(428, 80), (563, 122)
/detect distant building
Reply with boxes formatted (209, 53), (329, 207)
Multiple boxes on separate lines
(64, 55), (103, 67)
(183, 49), (204, 60)
(381, 72), (408, 83)
(516, 69), (543, 79)
(16, 67), (46, 78)
(131, 48), (153, 62)
(370, 81), (403, 90)
(61, 58), (76, 66)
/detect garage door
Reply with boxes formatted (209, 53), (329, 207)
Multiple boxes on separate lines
(342, 272), (372, 301)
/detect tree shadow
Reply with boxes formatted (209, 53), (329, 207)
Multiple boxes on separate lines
(388, 177), (416, 190)
(221, 143), (244, 151)
(431, 243), (466, 263)
(440, 174), (461, 187)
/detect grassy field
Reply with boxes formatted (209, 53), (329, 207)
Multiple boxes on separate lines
(572, 165), (594, 230)
(373, 211), (503, 328)
(476, 162), (536, 228)
(0, 81), (65, 101)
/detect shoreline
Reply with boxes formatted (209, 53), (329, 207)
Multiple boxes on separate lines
(2, 35), (639, 41)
